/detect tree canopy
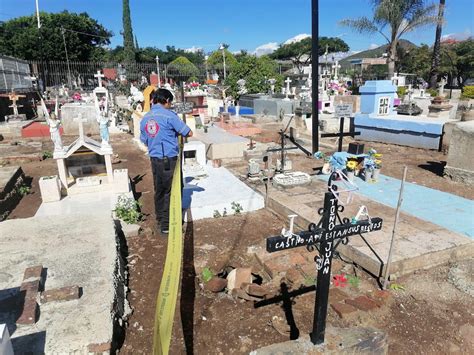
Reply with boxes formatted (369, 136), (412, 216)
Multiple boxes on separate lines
(167, 56), (199, 81)
(398, 39), (474, 86)
(0, 11), (112, 61)
(270, 36), (349, 72)
(206, 48), (238, 70)
(227, 54), (282, 98)
(340, 0), (438, 77)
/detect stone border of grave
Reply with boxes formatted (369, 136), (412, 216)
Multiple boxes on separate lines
(0, 166), (26, 221)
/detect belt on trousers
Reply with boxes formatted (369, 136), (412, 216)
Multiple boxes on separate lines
(151, 156), (178, 161)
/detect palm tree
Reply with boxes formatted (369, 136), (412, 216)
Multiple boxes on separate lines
(429, 0), (446, 88)
(340, 0), (438, 78)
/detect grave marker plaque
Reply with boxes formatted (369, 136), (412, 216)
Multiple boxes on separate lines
(266, 172), (383, 344)
(335, 103), (353, 118)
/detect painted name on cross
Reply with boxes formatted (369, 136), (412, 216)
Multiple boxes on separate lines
(266, 218), (383, 253)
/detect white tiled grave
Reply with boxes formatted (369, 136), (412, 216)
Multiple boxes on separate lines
(183, 164), (264, 220)
(35, 189), (134, 217)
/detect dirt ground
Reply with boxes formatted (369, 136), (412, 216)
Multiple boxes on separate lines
(3, 133), (473, 354)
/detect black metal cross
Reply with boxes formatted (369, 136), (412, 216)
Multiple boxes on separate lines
(320, 117), (361, 152)
(265, 173), (383, 345)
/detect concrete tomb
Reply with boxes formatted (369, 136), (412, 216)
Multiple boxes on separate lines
(38, 120), (130, 202)
(354, 80), (454, 150)
(183, 140), (207, 178)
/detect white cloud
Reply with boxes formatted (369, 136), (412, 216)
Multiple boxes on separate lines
(252, 33), (311, 57)
(368, 43), (380, 50)
(184, 46), (203, 53)
(283, 33), (311, 45)
(253, 42), (279, 57)
(441, 30), (472, 42)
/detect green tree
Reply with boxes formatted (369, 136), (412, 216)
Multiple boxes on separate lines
(399, 44), (432, 80)
(340, 0), (437, 77)
(0, 11), (112, 61)
(226, 55), (283, 99)
(270, 36), (349, 73)
(167, 56), (199, 82)
(207, 48), (238, 70)
(440, 39), (474, 87)
(429, 0), (446, 88)
(122, 0), (135, 62)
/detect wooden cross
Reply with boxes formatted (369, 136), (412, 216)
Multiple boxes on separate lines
(94, 70), (105, 88)
(265, 172), (383, 345)
(0, 92), (26, 116)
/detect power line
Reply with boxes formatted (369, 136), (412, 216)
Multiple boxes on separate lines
(60, 26), (110, 39)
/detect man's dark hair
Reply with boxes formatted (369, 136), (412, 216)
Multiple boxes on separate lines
(152, 88), (174, 105)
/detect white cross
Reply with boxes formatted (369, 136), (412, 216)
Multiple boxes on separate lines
(285, 77), (292, 94)
(94, 70), (105, 88)
(332, 61), (341, 80)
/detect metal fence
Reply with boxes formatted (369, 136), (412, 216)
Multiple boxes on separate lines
(0, 55), (33, 92)
(29, 60), (228, 90)
(0, 57), (291, 93)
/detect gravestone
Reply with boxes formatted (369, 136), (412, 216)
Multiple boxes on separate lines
(254, 98), (295, 117)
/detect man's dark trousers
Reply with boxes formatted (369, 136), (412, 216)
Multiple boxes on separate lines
(151, 156), (177, 230)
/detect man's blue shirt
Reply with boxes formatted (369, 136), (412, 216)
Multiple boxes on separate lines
(140, 104), (191, 158)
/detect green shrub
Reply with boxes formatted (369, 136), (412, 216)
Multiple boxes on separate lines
(42, 151), (53, 159)
(462, 85), (474, 99)
(397, 86), (407, 97)
(114, 195), (142, 224)
(201, 267), (214, 282)
(17, 184), (30, 196)
(426, 88), (438, 97)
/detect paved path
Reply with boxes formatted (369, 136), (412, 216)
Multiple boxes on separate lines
(317, 173), (474, 238)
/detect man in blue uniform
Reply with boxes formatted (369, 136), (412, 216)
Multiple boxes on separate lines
(140, 88), (193, 234)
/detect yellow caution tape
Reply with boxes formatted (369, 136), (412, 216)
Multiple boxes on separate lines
(153, 146), (183, 355)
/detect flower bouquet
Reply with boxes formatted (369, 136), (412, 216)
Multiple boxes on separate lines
(367, 149), (382, 181)
(345, 160), (358, 181)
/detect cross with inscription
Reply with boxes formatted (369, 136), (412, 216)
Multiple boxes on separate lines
(0, 92), (26, 116)
(266, 172), (383, 345)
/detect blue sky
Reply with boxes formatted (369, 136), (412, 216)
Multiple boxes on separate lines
(0, 0), (472, 54)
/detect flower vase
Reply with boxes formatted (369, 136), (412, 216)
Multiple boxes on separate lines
(321, 162), (331, 175)
(372, 168), (381, 181)
(346, 170), (354, 182)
